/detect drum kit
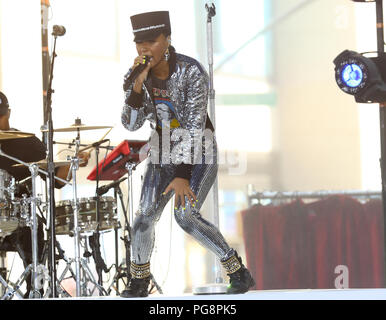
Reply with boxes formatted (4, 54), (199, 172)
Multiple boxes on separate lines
(0, 119), (148, 299)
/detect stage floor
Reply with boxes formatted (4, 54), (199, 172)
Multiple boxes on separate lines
(44, 288), (386, 300)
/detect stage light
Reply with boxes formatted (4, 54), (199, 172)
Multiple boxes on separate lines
(341, 63), (363, 88)
(333, 50), (386, 103)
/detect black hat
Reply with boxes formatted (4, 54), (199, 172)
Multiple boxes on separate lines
(130, 11), (171, 42)
(0, 92), (9, 116)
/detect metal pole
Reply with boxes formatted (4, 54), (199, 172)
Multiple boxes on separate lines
(193, 3), (227, 295)
(205, 3), (223, 285)
(70, 137), (81, 296)
(40, 0), (50, 126)
(28, 164), (40, 298)
(375, 0), (386, 287)
(45, 34), (58, 298)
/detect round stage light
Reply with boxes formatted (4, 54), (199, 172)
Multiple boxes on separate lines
(334, 50), (386, 103)
(334, 51), (369, 95)
(341, 63), (363, 88)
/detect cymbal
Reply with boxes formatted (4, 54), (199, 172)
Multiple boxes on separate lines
(12, 160), (71, 169)
(0, 130), (35, 140)
(42, 124), (113, 133)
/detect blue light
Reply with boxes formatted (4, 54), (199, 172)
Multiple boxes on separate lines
(341, 64), (363, 88)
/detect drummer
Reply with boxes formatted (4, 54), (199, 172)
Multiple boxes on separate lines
(0, 91), (89, 298)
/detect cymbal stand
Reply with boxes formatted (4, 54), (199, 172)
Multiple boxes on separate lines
(68, 130), (82, 296)
(65, 130), (107, 297)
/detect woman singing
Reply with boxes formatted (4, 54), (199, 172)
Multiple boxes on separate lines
(121, 11), (254, 297)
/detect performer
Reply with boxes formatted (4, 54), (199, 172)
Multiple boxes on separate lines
(121, 11), (255, 297)
(0, 91), (89, 298)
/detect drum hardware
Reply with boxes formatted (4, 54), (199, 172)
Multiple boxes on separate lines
(42, 120), (115, 297)
(53, 233), (107, 297)
(67, 130), (82, 297)
(0, 146), (71, 299)
(53, 126), (114, 157)
(0, 201), (73, 300)
(0, 251), (7, 296)
(56, 246), (107, 297)
(0, 147), (71, 187)
(1, 264), (32, 300)
(0, 263), (50, 300)
(41, 118), (113, 133)
(33, 214), (73, 298)
(62, 124), (112, 297)
(12, 160), (72, 169)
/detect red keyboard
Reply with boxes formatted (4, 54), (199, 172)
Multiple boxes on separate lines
(87, 140), (148, 181)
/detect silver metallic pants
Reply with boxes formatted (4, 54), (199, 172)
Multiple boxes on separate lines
(131, 142), (234, 264)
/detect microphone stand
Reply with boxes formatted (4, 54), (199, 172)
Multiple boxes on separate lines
(44, 33), (60, 297)
(193, 2), (227, 295)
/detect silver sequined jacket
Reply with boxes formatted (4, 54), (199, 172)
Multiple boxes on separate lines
(121, 49), (212, 165)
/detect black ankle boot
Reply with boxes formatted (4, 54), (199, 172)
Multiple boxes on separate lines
(222, 252), (255, 294)
(120, 276), (151, 298)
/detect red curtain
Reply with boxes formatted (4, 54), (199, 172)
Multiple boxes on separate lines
(241, 196), (385, 289)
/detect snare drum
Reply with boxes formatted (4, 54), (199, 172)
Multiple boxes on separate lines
(55, 196), (118, 235)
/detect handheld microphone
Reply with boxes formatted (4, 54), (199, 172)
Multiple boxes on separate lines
(52, 25), (66, 36)
(126, 55), (151, 83)
(96, 176), (128, 196)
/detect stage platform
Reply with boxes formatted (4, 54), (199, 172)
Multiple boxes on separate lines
(44, 288), (386, 300)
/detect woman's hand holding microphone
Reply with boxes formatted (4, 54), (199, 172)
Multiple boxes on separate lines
(132, 55), (152, 94)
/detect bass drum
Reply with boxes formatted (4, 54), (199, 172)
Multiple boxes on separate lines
(55, 196), (118, 236)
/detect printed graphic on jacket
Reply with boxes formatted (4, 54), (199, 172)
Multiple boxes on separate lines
(153, 87), (181, 129)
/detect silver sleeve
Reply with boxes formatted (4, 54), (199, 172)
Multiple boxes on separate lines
(121, 72), (148, 132)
